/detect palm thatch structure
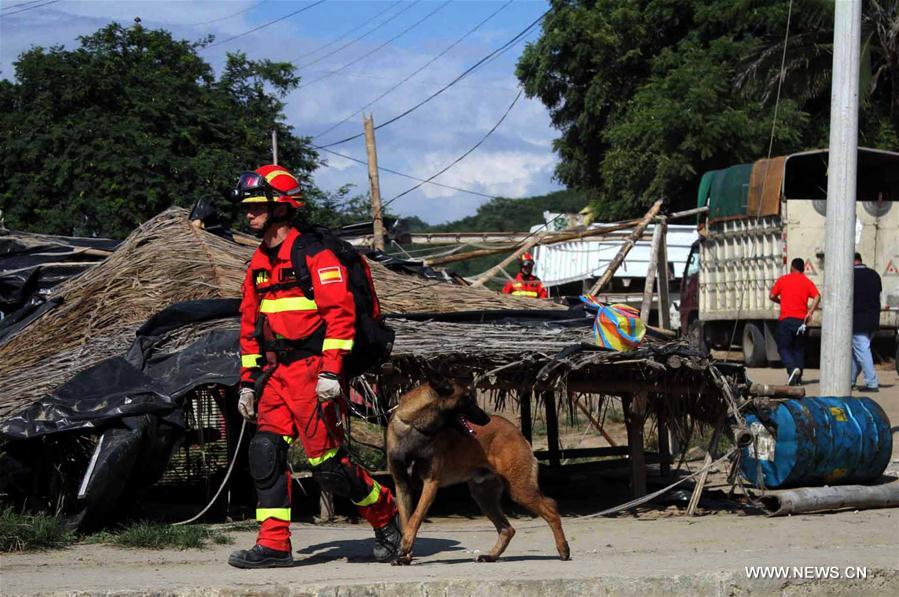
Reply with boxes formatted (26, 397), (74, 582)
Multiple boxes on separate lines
(0, 208), (561, 422)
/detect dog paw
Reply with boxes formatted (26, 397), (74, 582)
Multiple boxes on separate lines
(475, 554), (497, 563)
(393, 554), (413, 566)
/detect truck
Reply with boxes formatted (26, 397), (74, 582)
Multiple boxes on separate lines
(679, 147), (899, 368)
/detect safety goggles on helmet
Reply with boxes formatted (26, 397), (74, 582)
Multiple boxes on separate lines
(234, 166), (303, 208)
(234, 171), (273, 204)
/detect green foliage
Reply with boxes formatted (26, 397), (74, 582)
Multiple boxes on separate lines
(428, 189), (586, 233)
(85, 521), (233, 550)
(517, 0), (898, 220)
(0, 23), (317, 237)
(0, 506), (73, 552)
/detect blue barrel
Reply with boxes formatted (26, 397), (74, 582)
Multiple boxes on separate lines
(741, 396), (892, 488)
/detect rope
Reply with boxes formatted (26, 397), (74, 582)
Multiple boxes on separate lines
(172, 418), (247, 526)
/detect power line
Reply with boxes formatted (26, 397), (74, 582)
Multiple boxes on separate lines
(185, 1), (266, 27)
(313, 0), (514, 139)
(290, 0), (401, 66)
(297, 0), (450, 91)
(381, 88), (523, 211)
(313, 144), (497, 200)
(317, 8), (548, 148)
(1, 0), (48, 12)
(292, 0), (415, 70)
(2, 0), (60, 16)
(201, 0), (327, 51)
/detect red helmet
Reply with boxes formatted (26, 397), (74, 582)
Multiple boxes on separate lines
(521, 252), (535, 267)
(234, 164), (303, 208)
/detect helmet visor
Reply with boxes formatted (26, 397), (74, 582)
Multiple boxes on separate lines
(234, 171), (272, 203)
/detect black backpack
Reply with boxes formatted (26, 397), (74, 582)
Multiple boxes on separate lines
(290, 225), (395, 378)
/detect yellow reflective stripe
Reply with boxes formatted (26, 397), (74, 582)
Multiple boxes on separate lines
(240, 196), (270, 203)
(282, 436), (294, 445)
(307, 447), (339, 467)
(263, 169), (291, 182)
(256, 508), (291, 522)
(512, 290), (538, 297)
(259, 297), (318, 313)
(241, 354), (262, 368)
(322, 338), (354, 351)
(353, 480), (382, 507)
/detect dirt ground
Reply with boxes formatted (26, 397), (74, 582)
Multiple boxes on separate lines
(1, 368), (897, 596)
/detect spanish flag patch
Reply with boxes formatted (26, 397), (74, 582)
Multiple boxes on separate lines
(317, 266), (343, 285)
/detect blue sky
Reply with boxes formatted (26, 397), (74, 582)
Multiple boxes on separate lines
(0, 0), (563, 223)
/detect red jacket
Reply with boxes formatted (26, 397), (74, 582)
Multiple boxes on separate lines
(502, 273), (548, 299)
(239, 228), (355, 386)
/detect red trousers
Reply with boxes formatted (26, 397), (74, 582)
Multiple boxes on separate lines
(254, 355), (396, 552)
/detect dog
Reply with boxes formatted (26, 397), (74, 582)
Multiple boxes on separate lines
(386, 376), (570, 564)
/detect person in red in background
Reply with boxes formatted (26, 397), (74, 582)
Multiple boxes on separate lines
(769, 257), (821, 386)
(502, 252), (548, 299)
(228, 165), (400, 569)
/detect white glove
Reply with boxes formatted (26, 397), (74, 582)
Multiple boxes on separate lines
(238, 387), (256, 420)
(316, 373), (342, 402)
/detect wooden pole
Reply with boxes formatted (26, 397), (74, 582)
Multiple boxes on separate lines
(271, 130), (278, 165)
(656, 218), (671, 329)
(640, 222), (665, 321)
(519, 389), (533, 444)
(820, 0), (861, 395)
(587, 199), (663, 295)
(624, 392), (647, 498)
(363, 114), (386, 252)
(430, 219), (641, 268)
(543, 390), (561, 468)
(469, 234), (542, 288)
(570, 392), (618, 447)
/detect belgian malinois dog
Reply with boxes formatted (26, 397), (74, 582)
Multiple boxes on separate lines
(386, 376), (570, 564)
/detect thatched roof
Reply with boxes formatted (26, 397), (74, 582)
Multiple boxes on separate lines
(0, 208), (561, 422)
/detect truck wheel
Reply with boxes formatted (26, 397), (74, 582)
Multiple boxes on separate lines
(687, 320), (707, 353)
(742, 322), (767, 367)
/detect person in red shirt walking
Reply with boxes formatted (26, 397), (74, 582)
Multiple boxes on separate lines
(769, 258), (821, 385)
(228, 165), (400, 568)
(502, 252), (548, 298)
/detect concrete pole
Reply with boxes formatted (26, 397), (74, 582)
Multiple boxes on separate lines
(271, 130), (278, 165)
(363, 115), (386, 252)
(820, 0), (861, 396)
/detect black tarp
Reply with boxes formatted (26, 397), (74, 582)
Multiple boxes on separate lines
(1, 299), (241, 440)
(0, 231), (119, 316)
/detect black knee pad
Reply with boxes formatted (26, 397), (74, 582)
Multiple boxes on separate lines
(248, 432), (288, 490)
(311, 452), (371, 503)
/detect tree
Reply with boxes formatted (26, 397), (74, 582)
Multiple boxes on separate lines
(517, 0), (898, 220)
(0, 23), (318, 237)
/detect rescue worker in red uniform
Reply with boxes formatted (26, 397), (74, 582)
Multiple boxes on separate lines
(228, 165), (401, 569)
(502, 252), (548, 298)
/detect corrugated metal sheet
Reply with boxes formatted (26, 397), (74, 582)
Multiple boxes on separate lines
(531, 223), (698, 288)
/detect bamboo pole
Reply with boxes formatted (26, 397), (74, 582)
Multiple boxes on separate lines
(640, 222), (665, 321)
(656, 218), (671, 329)
(587, 199), (663, 295)
(469, 234), (542, 288)
(427, 219), (641, 267)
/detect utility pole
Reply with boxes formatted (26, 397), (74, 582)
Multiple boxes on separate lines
(820, 0), (861, 395)
(271, 129), (278, 165)
(363, 114), (386, 251)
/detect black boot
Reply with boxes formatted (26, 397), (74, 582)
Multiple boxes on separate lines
(228, 544), (293, 569)
(372, 516), (402, 563)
